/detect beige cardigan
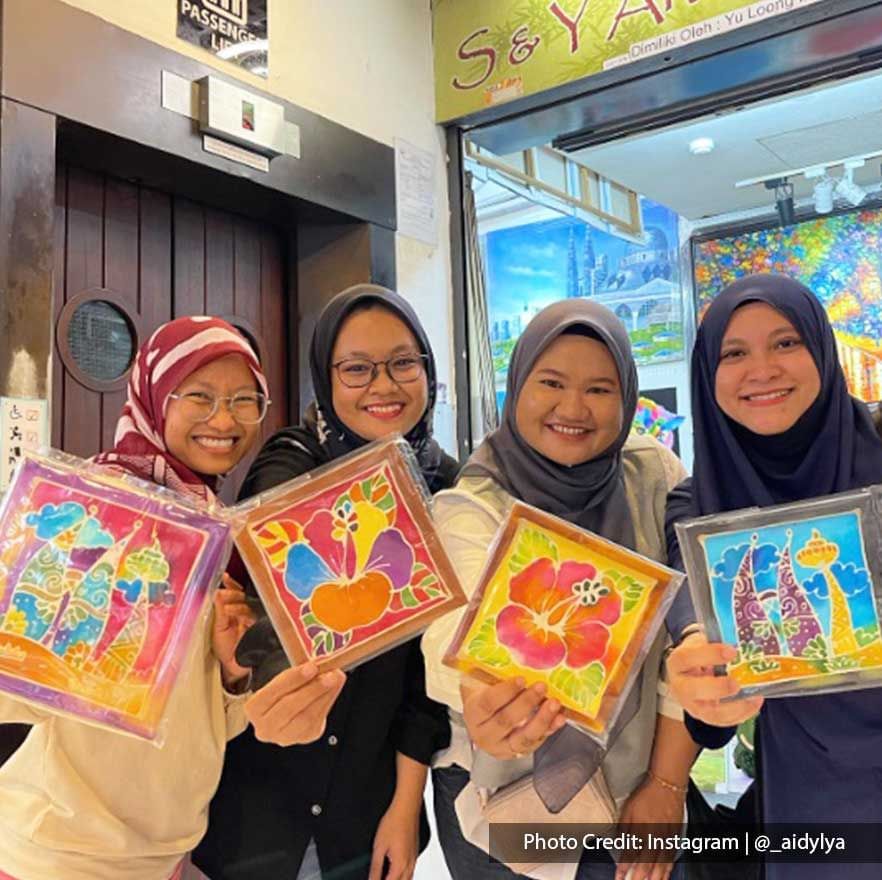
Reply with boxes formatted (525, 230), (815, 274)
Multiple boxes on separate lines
(0, 608), (248, 880)
(423, 433), (687, 804)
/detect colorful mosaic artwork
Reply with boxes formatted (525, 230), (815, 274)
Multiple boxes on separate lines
(235, 439), (466, 671)
(693, 207), (882, 401)
(444, 503), (682, 736)
(0, 454), (230, 740)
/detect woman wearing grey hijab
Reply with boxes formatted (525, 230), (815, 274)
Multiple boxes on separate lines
(422, 300), (696, 880)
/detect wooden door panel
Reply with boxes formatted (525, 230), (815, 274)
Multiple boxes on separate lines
(101, 178), (140, 451)
(260, 230), (288, 438)
(204, 209), (235, 319)
(53, 164), (292, 472)
(173, 199), (207, 316)
(62, 166), (104, 459)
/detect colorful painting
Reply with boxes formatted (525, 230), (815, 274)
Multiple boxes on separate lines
(633, 389), (684, 454)
(693, 206), (882, 401)
(444, 503), (682, 737)
(487, 197), (684, 415)
(235, 439), (466, 671)
(676, 490), (882, 697)
(0, 454), (230, 740)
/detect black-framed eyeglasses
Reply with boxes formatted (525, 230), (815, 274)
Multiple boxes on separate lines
(332, 354), (428, 389)
(167, 391), (271, 424)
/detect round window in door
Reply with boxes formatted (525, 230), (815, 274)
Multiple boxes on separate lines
(57, 291), (141, 392)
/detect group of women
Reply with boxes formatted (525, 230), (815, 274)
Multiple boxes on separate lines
(0, 272), (876, 880)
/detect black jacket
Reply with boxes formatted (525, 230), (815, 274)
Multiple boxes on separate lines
(193, 427), (458, 880)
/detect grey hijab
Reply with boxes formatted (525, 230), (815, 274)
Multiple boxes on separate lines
(464, 298), (638, 549)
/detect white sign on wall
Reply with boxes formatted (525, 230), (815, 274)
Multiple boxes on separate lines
(395, 139), (437, 247)
(0, 398), (49, 490)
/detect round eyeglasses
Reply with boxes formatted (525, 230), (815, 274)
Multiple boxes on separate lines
(168, 391), (271, 424)
(332, 354), (427, 389)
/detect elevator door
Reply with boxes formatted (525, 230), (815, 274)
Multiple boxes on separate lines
(52, 164), (291, 497)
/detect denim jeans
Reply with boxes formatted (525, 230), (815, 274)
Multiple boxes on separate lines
(432, 765), (687, 880)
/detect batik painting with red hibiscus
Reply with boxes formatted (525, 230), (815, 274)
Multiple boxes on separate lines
(452, 518), (660, 724)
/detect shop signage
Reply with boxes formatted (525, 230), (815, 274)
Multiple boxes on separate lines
(434, 0), (825, 121)
(177, 0), (268, 78)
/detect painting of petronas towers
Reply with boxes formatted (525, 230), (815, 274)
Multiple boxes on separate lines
(700, 510), (882, 690)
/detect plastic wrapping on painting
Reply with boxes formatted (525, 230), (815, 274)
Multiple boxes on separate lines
(442, 501), (683, 746)
(676, 487), (882, 699)
(230, 435), (467, 671)
(0, 450), (232, 744)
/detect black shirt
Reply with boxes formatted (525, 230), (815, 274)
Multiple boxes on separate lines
(193, 428), (458, 880)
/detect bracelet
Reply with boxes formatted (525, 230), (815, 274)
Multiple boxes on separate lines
(646, 769), (688, 795)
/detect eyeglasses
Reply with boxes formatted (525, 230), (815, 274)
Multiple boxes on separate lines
(332, 354), (427, 389)
(168, 391), (271, 424)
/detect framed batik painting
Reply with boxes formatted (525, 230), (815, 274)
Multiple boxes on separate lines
(676, 488), (882, 698)
(0, 452), (231, 742)
(443, 502), (683, 741)
(233, 437), (466, 671)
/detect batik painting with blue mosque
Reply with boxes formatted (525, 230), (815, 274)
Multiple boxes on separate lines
(678, 491), (882, 698)
(0, 453), (230, 741)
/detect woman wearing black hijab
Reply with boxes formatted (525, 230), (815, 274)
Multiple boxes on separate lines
(422, 299), (697, 880)
(665, 274), (882, 879)
(194, 284), (457, 880)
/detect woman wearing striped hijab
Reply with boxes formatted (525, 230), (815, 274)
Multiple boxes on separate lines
(0, 316), (267, 880)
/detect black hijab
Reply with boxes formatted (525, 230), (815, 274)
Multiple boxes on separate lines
(241, 283), (456, 497)
(464, 298), (638, 549)
(686, 273), (882, 516)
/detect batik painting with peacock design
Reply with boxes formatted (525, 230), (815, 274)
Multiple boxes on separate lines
(0, 453), (231, 740)
(234, 438), (465, 671)
(678, 495), (882, 697)
(443, 503), (683, 738)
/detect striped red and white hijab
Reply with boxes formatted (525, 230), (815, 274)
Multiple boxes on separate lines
(94, 316), (269, 502)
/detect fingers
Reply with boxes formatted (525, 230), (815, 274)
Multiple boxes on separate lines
(368, 845), (386, 880)
(246, 663), (344, 722)
(689, 695), (764, 727)
(214, 588), (254, 629)
(652, 862), (673, 880)
(505, 698), (566, 756)
(269, 683), (343, 746)
(472, 677), (530, 722)
(667, 640), (737, 676)
(482, 683), (548, 740)
(221, 573), (245, 592)
(677, 673), (741, 704)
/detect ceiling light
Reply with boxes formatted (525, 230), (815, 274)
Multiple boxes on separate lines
(689, 137), (715, 155)
(812, 177), (835, 214)
(835, 169), (866, 207)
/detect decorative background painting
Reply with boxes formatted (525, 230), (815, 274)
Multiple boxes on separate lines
(697, 511), (882, 693)
(0, 455), (229, 740)
(445, 504), (680, 736)
(486, 198), (684, 412)
(634, 388), (684, 455)
(237, 441), (465, 671)
(693, 206), (882, 401)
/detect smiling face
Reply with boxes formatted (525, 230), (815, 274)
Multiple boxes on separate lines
(714, 302), (822, 435)
(330, 306), (429, 441)
(164, 354), (261, 475)
(514, 333), (624, 466)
